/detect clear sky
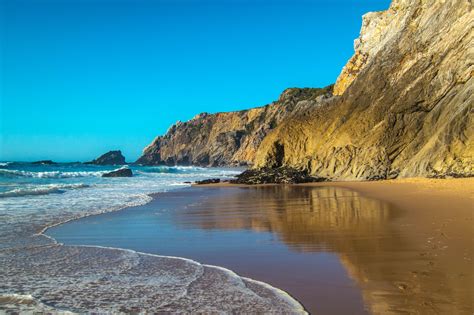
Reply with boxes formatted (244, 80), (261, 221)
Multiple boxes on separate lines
(1, 0), (391, 162)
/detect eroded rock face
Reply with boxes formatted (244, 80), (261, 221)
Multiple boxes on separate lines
(254, 0), (473, 180)
(138, 0), (473, 180)
(333, 1), (408, 96)
(87, 150), (126, 165)
(136, 87), (333, 166)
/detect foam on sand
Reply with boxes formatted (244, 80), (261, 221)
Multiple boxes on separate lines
(0, 243), (307, 313)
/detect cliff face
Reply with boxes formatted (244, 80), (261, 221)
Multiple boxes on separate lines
(138, 0), (473, 179)
(136, 87), (332, 166)
(254, 0), (473, 179)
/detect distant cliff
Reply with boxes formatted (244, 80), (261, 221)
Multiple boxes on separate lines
(138, 0), (473, 179)
(136, 87), (333, 166)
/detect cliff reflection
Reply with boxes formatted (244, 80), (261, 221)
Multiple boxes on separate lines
(174, 186), (397, 253)
(172, 186), (470, 315)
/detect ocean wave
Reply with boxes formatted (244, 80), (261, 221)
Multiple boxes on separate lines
(0, 183), (90, 198)
(138, 166), (205, 174)
(0, 169), (106, 179)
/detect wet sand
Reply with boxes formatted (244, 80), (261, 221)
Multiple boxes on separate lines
(199, 178), (474, 314)
(50, 186), (375, 314)
(50, 177), (473, 314)
(306, 178), (474, 314)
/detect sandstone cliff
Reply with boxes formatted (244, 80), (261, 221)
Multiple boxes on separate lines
(138, 0), (473, 180)
(136, 87), (333, 166)
(254, 0), (473, 179)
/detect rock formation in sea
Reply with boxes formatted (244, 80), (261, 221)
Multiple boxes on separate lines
(86, 150), (126, 165)
(138, 0), (473, 180)
(102, 167), (133, 177)
(31, 160), (57, 165)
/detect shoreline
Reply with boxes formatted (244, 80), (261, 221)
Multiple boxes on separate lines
(46, 184), (374, 314)
(9, 176), (474, 313)
(30, 186), (309, 314)
(38, 176), (474, 250)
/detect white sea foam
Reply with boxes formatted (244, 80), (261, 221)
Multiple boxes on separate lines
(0, 293), (74, 314)
(1, 244), (307, 314)
(0, 169), (107, 178)
(0, 165), (241, 230)
(0, 166), (240, 179)
(0, 183), (90, 198)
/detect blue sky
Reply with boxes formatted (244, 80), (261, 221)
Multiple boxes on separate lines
(1, 0), (390, 162)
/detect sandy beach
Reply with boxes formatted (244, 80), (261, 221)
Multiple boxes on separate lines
(308, 178), (473, 314)
(194, 178), (474, 314)
(46, 177), (474, 314)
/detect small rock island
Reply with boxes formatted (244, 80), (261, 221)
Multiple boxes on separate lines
(86, 150), (126, 165)
(32, 160), (57, 165)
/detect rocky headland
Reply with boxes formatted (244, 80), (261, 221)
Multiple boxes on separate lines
(137, 0), (473, 181)
(253, 0), (473, 180)
(136, 86), (333, 167)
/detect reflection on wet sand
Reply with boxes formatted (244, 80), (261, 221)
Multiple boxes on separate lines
(177, 187), (395, 251)
(174, 186), (472, 314)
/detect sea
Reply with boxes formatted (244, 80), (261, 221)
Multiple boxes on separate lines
(1, 162), (306, 313)
(0, 161), (241, 219)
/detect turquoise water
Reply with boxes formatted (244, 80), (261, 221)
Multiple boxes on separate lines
(0, 161), (240, 250)
(0, 162), (241, 223)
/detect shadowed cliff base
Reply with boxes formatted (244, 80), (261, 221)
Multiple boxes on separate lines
(230, 167), (327, 184)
